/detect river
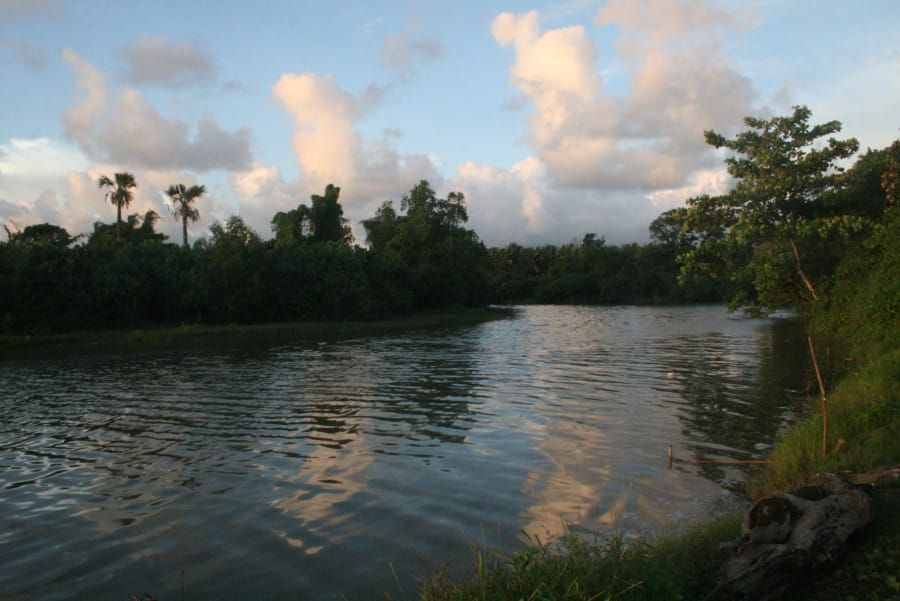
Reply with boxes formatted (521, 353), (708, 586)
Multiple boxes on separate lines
(0, 305), (810, 600)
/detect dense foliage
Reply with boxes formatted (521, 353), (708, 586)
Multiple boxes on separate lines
(677, 106), (888, 313)
(0, 182), (488, 335)
(486, 234), (718, 305)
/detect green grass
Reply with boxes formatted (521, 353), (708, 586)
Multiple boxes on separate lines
(0, 306), (513, 357)
(754, 348), (900, 496)
(420, 515), (743, 601)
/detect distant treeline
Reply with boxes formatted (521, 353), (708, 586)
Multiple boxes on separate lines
(487, 234), (720, 305)
(2, 110), (897, 337)
(0, 177), (714, 336)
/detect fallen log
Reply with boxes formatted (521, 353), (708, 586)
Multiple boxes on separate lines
(711, 473), (872, 600)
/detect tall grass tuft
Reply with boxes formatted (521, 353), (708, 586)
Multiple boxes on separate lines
(420, 514), (741, 601)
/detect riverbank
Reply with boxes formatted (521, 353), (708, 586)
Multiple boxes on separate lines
(421, 347), (900, 600)
(0, 306), (514, 357)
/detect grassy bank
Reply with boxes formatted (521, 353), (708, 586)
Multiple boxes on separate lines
(0, 306), (513, 357)
(754, 348), (900, 496)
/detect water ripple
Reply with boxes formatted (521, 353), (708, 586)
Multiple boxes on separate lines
(0, 305), (809, 600)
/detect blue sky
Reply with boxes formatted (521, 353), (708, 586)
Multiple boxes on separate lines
(1, 0), (898, 247)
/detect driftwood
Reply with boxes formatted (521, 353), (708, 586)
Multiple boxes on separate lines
(711, 473), (872, 600)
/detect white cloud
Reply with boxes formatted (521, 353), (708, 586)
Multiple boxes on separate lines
(490, 3), (757, 191)
(0, 137), (88, 179)
(0, 137), (91, 232)
(452, 157), (664, 247)
(98, 89), (252, 171)
(645, 168), (731, 211)
(272, 73), (360, 193)
(271, 71), (442, 240)
(61, 47), (108, 155)
(450, 1), (766, 246)
(61, 48), (253, 172)
(228, 162), (301, 236)
(118, 35), (217, 88)
(594, 0), (741, 43)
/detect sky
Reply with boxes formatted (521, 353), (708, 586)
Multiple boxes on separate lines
(1, 0), (898, 248)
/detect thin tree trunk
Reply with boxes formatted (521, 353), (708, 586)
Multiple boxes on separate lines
(808, 335), (829, 457)
(116, 203), (122, 241)
(789, 237), (818, 301)
(786, 237), (829, 456)
(183, 218), (189, 247)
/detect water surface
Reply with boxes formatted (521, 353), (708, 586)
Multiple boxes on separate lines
(0, 305), (809, 599)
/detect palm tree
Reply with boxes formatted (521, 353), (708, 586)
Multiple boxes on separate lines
(165, 183), (206, 247)
(97, 172), (137, 241)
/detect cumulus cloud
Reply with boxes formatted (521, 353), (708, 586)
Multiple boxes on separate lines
(118, 35), (217, 88)
(0, 137), (90, 232)
(99, 90), (252, 170)
(443, 1), (763, 247)
(594, 0), (741, 43)
(60, 48), (252, 172)
(0, 137), (88, 180)
(273, 73), (360, 190)
(490, 2), (756, 191)
(645, 168), (731, 211)
(61, 47), (108, 153)
(228, 162), (302, 235)
(453, 158), (546, 244)
(271, 71), (442, 239)
(452, 158), (664, 247)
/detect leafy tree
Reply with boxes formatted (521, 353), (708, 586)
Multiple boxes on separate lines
(8, 223), (79, 246)
(272, 184), (352, 246)
(310, 184), (353, 244)
(361, 201), (399, 254)
(88, 211), (168, 247)
(680, 105), (859, 311)
(197, 216), (265, 322)
(208, 215), (261, 247)
(271, 204), (311, 245)
(814, 202), (900, 354)
(165, 183), (205, 247)
(97, 172), (138, 241)
(363, 180), (488, 308)
(881, 140), (900, 205)
(649, 208), (696, 248)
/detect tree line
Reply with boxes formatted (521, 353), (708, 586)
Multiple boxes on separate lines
(1, 106), (897, 338)
(0, 180), (492, 334)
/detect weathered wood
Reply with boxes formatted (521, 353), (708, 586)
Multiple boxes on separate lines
(712, 473), (872, 600)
